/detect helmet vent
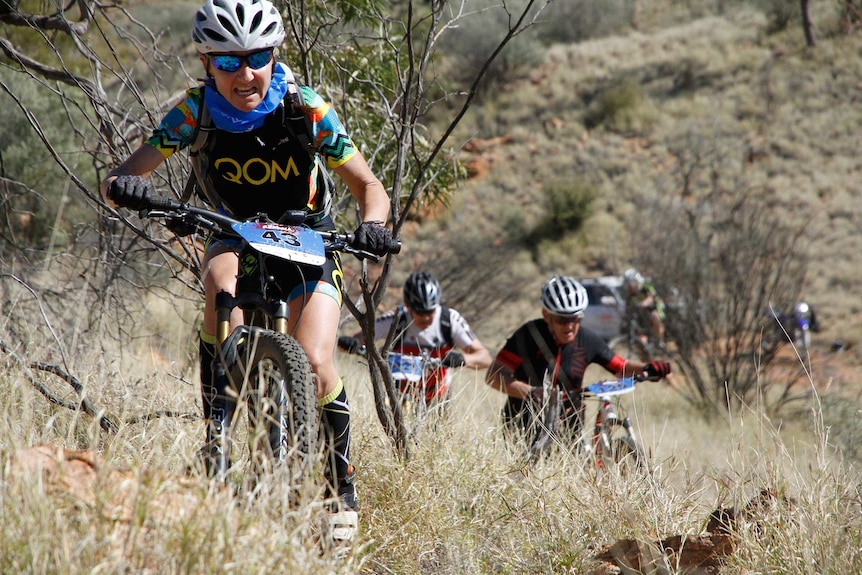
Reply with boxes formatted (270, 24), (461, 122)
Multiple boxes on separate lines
(203, 27), (228, 43)
(217, 14), (238, 37)
(250, 11), (263, 31)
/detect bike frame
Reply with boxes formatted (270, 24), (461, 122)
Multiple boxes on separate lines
(584, 379), (642, 471)
(529, 374), (647, 474)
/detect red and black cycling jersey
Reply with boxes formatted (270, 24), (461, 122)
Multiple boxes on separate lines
(496, 318), (623, 393)
(497, 318), (627, 428)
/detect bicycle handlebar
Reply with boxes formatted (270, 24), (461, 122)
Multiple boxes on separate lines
(139, 194), (401, 259)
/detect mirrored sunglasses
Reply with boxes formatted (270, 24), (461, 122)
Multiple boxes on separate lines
(209, 49), (273, 73)
(550, 313), (582, 325)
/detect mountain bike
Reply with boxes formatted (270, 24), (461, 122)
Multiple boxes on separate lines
(387, 351), (448, 433)
(528, 371), (650, 474)
(136, 194), (399, 486)
(583, 376), (647, 473)
(345, 345), (448, 434)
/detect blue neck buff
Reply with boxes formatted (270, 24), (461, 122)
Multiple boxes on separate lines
(204, 62), (291, 133)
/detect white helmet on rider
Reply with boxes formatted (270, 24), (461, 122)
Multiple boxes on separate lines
(623, 268), (644, 289)
(541, 275), (589, 317)
(192, 0), (285, 54)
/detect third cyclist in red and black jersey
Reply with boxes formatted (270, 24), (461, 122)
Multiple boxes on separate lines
(486, 275), (672, 442)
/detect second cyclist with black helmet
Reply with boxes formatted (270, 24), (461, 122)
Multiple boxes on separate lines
(339, 271), (492, 404)
(486, 275), (673, 443)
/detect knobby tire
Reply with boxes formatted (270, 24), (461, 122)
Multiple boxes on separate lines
(233, 331), (318, 485)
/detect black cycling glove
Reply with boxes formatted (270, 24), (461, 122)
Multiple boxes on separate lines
(643, 360), (672, 380)
(107, 175), (152, 210)
(441, 350), (466, 368)
(337, 336), (361, 354)
(352, 222), (393, 256)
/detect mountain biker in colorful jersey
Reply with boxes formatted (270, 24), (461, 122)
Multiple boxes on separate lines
(338, 271), (492, 404)
(485, 275), (672, 442)
(99, 0), (392, 541)
(622, 268), (666, 346)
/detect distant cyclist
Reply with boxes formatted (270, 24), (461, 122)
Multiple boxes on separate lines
(622, 268), (666, 348)
(792, 302), (820, 333)
(485, 275), (672, 443)
(765, 300), (821, 353)
(338, 271), (492, 404)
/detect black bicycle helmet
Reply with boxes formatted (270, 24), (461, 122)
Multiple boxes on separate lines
(541, 275), (589, 316)
(403, 272), (441, 313)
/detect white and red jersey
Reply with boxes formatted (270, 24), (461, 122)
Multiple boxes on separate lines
(372, 305), (478, 402)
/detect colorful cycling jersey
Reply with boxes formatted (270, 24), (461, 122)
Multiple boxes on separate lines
(145, 83), (357, 219)
(372, 306), (478, 402)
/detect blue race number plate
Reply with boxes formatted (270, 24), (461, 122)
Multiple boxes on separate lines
(585, 377), (636, 397)
(232, 222), (326, 266)
(388, 353), (424, 382)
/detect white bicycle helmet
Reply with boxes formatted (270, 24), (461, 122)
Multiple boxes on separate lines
(623, 268), (644, 288)
(403, 272), (441, 313)
(192, 0), (285, 54)
(541, 275), (589, 316)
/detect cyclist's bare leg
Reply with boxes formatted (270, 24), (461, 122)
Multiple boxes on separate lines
(290, 292), (358, 522)
(197, 245), (243, 478)
(201, 246), (243, 335)
(288, 291), (341, 398)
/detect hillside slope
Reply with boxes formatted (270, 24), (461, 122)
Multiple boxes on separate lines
(412, 11), (862, 364)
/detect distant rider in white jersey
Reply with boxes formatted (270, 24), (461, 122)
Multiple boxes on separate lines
(339, 271), (492, 403)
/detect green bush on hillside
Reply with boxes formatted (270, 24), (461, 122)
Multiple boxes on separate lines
(439, 0), (545, 97)
(583, 76), (657, 134)
(0, 69), (94, 258)
(538, 0), (634, 44)
(756, 0), (802, 33)
(526, 180), (597, 249)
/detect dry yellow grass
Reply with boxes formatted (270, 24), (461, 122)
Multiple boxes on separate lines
(2, 338), (859, 574)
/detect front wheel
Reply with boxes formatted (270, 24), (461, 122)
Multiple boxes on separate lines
(598, 422), (646, 475)
(231, 331), (318, 487)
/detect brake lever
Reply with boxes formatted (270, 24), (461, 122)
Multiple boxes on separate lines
(139, 207), (222, 235)
(139, 208), (176, 220)
(342, 245), (382, 262)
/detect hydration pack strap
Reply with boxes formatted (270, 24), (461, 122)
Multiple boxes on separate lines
(526, 321), (573, 389)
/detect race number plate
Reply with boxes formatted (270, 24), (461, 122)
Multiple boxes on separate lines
(388, 353), (424, 383)
(585, 377), (636, 397)
(232, 222), (326, 266)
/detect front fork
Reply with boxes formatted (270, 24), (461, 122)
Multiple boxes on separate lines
(593, 399), (636, 468)
(206, 290), (289, 478)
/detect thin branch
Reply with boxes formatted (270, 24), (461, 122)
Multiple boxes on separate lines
(0, 340), (120, 434)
